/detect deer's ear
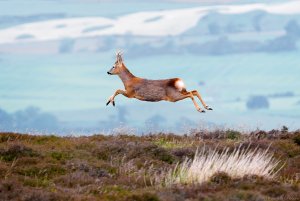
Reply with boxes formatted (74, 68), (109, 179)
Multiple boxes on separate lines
(116, 51), (123, 63)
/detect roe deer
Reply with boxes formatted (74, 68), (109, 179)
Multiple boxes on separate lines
(106, 51), (213, 112)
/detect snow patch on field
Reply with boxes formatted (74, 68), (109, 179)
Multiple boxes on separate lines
(0, 1), (299, 44)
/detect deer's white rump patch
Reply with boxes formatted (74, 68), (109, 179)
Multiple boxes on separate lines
(175, 79), (185, 92)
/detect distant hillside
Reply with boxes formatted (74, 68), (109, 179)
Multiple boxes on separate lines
(183, 10), (300, 36)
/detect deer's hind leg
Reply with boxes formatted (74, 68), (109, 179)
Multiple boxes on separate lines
(168, 89), (205, 113)
(191, 90), (213, 110)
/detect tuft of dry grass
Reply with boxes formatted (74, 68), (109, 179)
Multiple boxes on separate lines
(162, 145), (283, 186)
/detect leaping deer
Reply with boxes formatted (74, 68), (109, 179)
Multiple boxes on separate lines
(106, 52), (213, 112)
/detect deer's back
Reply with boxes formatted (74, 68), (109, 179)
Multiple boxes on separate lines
(128, 78), (185, 102)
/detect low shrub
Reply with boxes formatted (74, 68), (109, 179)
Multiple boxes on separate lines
(33, 135), (60, 145)
(125, 193), (160, 201)
(93, 141), (126, 160)
(55, 171), (95, 188)
(50, 151), (71, 161)
(293, 133), (300, 146)
(23, 177), (51, 188)
(210, 172), (232, 185)
(262, 186), (287, 198)
(0, 133), (32, 143)
(226, 130), (241, 140)
(17, 164), (66, 178)
(0, 144), (38, 162)
(22, 190), (69, 201)
(127, 144), (175, 164)
(0, 179), (23, 201)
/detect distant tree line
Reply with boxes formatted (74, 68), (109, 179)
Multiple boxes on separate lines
(0, 106), (59, 133)
(93, 20), (300, 58)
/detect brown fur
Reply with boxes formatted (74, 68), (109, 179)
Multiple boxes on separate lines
(107, 53), (212, 112)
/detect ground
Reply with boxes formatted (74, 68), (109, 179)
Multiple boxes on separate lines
(0, 129), (300, 201)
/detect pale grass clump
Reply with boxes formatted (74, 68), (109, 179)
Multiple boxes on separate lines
(162, 145), (283, 186)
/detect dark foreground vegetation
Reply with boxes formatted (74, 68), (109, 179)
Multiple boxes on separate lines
(1, 128), (300, 201)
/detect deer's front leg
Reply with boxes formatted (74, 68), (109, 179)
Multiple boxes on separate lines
(106, 89), (128, 106)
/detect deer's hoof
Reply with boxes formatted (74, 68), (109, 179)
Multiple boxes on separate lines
(205, 106), (213, 110)
(106, 100), (110, 106)
(112, 101), (115, 106)
(198, 108), (206, 113)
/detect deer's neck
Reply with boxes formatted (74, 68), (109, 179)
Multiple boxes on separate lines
(118, 66), (135, 87)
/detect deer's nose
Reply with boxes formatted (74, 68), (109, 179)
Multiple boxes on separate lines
(107, 72), (112, 75)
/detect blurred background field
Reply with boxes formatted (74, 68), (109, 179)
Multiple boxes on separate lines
(0, 0), (300, 134)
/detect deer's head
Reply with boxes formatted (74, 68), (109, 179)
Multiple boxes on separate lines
(107, 51), (124, 75)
